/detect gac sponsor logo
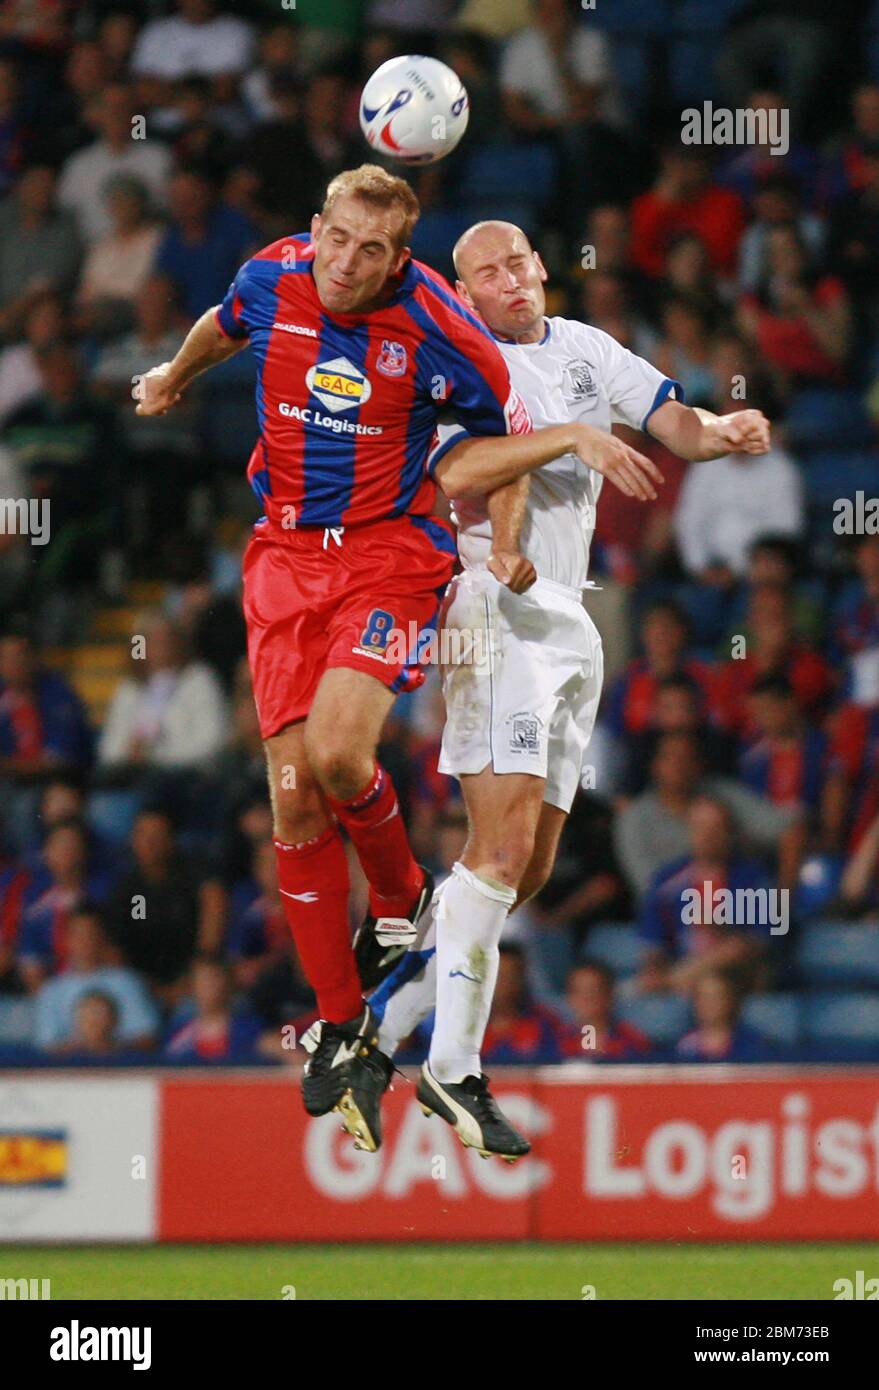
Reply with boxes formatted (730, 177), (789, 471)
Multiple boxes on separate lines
(306, 355), (372, 413)
(0, 1130), (67, 1188)
(277, 402), (382, 435)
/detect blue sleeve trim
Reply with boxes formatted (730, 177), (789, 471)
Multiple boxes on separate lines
(427, 426), (470, 478)
(642, 378), (684, 434)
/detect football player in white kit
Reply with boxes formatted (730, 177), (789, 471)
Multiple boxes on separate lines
(351, 221), (771, 1159)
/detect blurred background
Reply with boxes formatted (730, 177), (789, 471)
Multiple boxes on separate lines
(0, 0), (878, 1087)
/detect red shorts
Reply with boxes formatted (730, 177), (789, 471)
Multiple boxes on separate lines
(243, 514), (458, 739)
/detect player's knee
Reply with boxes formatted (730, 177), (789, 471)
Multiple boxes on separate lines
(475, 830), (538, 888)
(304, 729), (370, 801)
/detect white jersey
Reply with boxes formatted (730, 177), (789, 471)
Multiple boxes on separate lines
(429, 316), (681, 591)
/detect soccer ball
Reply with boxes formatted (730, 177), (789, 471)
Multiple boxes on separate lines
(359, 55), (469, 165)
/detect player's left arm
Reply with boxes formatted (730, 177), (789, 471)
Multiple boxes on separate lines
(486, 476), (536, 593)
(647, 399), (771, 462)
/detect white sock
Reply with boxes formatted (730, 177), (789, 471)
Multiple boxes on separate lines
(428, 860), (516, 1084)
(377, 950), (437, 1056)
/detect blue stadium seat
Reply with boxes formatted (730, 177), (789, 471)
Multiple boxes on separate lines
(587, 0), (670, 34)
(668, 38), (719, 107)
(88, 789), (141, 846)
(673, 0), (749, 31)
(458, 143), (559, 211)
(741, 993), (802, 1048)
(803, 992), (879, 1048)
(607, 40), (652, 119)
(409, 210), (471, 274)
(583, 923), (642, 978)
(617, 993), (690, 1045)
(797, 923), (879, 990)
(0, 998), (35, 1045)
(785, 389), (874, 452)
(800, 452), (877, 507)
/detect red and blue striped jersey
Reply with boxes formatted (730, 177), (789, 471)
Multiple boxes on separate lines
(215, 233), (531, 529)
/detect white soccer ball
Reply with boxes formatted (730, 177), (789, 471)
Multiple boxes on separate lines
(359, 55), (469, 165)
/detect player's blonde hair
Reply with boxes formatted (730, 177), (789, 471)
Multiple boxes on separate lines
(321, 164), (420, 250)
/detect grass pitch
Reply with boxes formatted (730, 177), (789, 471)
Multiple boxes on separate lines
(4, 1243), (873, 1300)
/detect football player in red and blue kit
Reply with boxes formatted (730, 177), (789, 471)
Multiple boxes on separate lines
(136, 164), (663, 1151)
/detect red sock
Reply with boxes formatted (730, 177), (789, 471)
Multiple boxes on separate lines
(327, 764), (423, 919)
(273, 826), (362, 1024)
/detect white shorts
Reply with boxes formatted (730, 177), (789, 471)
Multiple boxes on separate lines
(437, 568), (604, 813)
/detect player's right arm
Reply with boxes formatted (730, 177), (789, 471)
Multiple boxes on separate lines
(434, 421), (663, 501)
(135, 306), (245, 416)
(135, 258), (255, 416)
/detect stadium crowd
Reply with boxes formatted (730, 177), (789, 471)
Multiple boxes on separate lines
(1, 0), (878, 1067)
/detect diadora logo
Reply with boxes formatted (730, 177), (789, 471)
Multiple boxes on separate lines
(306, 356), (372, 414)
(273, 322), (318, 338)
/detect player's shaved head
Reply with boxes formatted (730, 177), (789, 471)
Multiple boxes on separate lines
(452, 220), (531, 278)
(453, 220), (548, 343)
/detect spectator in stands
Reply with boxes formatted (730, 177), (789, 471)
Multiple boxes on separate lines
(621, 674), (735, 795)
(0, 165), (81, 340)
(719, 534), (826, 647)
(676, 968), (772, 1062)
(156, 166), (258, 320)
(499, 0), (630, 224)
(75, 175), (161, 336)
(104, 808), (226, 1001)
(0, 58), (30, 197)
(57, 83), (171, 245)
(0, 840), (29, 995)
(2, 343), (123, 612)
(663, 232), (725, 324)
(130, 0), (256, 91)
(98, 611), (226, 776)
(481, 942), (564, 1065)
(227, 838), (293, 987)
(832, 536), (879, 705)
(630, 143), (745, 280)
(673, 439), (804, 586)
(739, 674), (827, 818)
(827, 141), (879, 324)
(736, 171), (825, 295)
(653, 294), (718, 409)
(530, 792), (630, 947)
(17, 817), (114, 989)
(34, 904), (159, 1052)
(718, 0), (853, 137)
(62, 991), (124, 1058)
(0, 292), (64, 430)
(637, 798), (772, 995)
(835, 811), (879, 919)
(737, 224), (851, 392)
(231, 72), (325, 232)
(711, 584), (834, 737)
(241, 24), (302, 123)
(607, 602), (715, 740)
(558, 958), (651, 1060)
(718, 89), (821, 210)
(164, 955), (263, 1062)
(0, 631), (93, 791)
(615, 731), (804, 899)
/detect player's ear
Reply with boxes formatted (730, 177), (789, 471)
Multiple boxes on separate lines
(533, 252), (548, 283)
(393, 245), (411, 274)
(311, 213), (321, 241)
(455, 278), (475, 310)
